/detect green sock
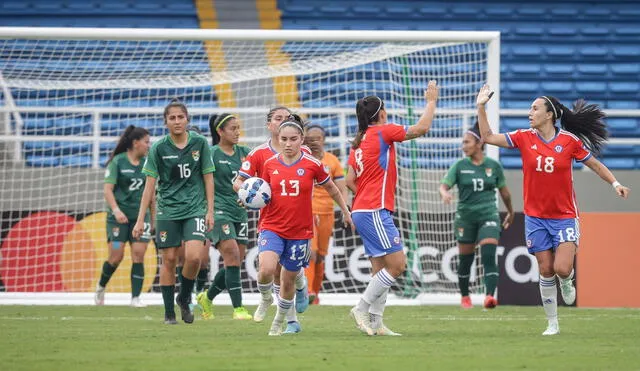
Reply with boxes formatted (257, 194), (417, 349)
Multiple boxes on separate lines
(176, 266), (183, 288)
(458, 254), (475, 297)
(196, 267), (209, 293)
(225, 266), (242, 308)
(206, 268), (226, 301)
(99, 261), (117, 287)
(481, 244), (498, 296)
(130, 263), (144, 298)
(161, 285), (175, 317)
(179, 276), (195, 303)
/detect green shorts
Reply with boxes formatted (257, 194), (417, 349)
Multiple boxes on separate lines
(106, 214), (150, 244)
(156, 216), (207, 249)
(207, 220), (249, 247)
(454, 216), (501, 244)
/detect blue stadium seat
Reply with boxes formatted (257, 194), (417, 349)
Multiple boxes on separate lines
(55, 116), (93, 136)
(25, 155), (60, 167)
(60, 155), (93, 168)
(24, 141), (56, 156)
(548, 26), (578, 37)
(606, 101), (639, 109)
(610, 64), (640, 77)
(53, 142), (92, 156)
(601, 158), (636, 170)
(575, 82), (607, 97)
(100, 118), (125, 136)
(501, 118), (523, 131)
(501, 156), (523, 169)
(22, 117), (54, 136)
(100, 142), (116, 156)
(607, 118), (639, 137)
(577, 64), (608, 78)
(543, 64), (574, 78)
(510, 64), (541, 78)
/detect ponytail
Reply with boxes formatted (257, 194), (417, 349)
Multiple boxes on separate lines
(541, 96), (608, 156)
(107, 125), (149, 165)
(209, 113), (236, 146)
(353, 95), (384, 149)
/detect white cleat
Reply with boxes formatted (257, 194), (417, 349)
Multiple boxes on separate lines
(268, 319), (284, 336)
(350, 307), (374, 336)
(559, 278), (576, 305)
(542, 320), (560, 336)
(130, 296), (147, 308)
(253, 295), (274, 323)
(94, 284), (105, 306)
(373, 324), (402, 336)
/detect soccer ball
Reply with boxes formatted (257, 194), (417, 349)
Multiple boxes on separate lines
(238, 177), (271, 210)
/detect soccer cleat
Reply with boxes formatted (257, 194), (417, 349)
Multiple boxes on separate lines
(542, 320), (560, 336)
(483, 295), (498, 309)
(232, 307), (252, 320)
(283, 321), (302, 334)
(373, 324), (402, 336)
(175, 295), (194, 324)
(164, 314), (178, 325)
(253, 295), (274, 323)
(94, 284), (105, 306)
(308, 293), (317, 305)
(559, 278), (576, 306)
(268, 319), (284, 336)
(130, 296), (147, 308)
(196, 292), (214, 320)
(350, 307), (374, 335)
(461, 296), (473, 309)
(295, 287), (309, 313)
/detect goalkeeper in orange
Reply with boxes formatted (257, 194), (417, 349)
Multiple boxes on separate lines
(304, 124), (348, 305)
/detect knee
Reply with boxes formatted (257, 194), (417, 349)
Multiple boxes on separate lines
(387, 262), (406, 278)
(553, 263), (572, 279)
(538, 264), (555, 278)
(163, 255), (177, 268)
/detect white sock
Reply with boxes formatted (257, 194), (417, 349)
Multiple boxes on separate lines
(286, 305), (298, 323)
(275, 295), (293, 324)
(357, 269), (395, 312)
(273, 284), (280, 298)
(295, 269), (306, 291)
(258, 281), (273, 302)
(539, 275), (558, 321)
(369, 290), (388, 329)
(559, 269), (574, 283)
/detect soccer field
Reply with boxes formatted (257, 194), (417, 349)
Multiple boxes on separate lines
(1, 306), (639, 370)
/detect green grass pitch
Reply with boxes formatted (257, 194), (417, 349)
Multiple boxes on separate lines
(1, 305), (639, 370)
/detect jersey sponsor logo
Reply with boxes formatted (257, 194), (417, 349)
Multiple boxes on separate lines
(554, 145), (563, 153)
(112, 227), (120, 237)
(120, 169), (134, 173)
(192, 150), (200, 161)
(160, 231), (167, 242)
(531, 144), (537, 150)
(484, 221), (498, 227)
(296, 168), (305, 176)
(461, 170), (475, 174)
(222, 224), (230, 235)
(273, 169), (279, 175)
(162, 155), (179, 159)
(485, 168), (492, 177)
(241, 161), (250, 170)
(218, 160), (231, 165)
(457, 227), (464, 237)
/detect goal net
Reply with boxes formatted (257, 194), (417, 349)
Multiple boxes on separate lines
(0, 28), (500, 305)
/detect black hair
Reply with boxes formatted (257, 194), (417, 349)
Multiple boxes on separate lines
(208, 113), (236, 146)
(186, 125), (203, 134)
(107, 125), (149, 165)
(353, 95), (384, 149)
(467, 121), (485, 150)
(278, 114), (305, 135)
(540, 96), (608, 156)
(305, 123), (326, 136)
(266, 106), (291, 123)
(163, 98), (189, 123)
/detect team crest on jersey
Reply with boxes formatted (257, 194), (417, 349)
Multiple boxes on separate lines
(393, 236), (400, 245)
(457, 227), (464, 237)
(112, 227), (120, 237)
(296, 168), (305, 176)
(241, 161), (250, 170)
(222, 224), (230, 235)
(160, 231), (167, 242)
(260, 238), (267, 246)
(554, 145), (563, 153)
(191, 150), (200, 161)
(526, 239), (532, 247)
(485, 168), (492, 177)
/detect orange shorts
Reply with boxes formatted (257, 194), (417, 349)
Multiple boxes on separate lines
(311, 213), (335, 257)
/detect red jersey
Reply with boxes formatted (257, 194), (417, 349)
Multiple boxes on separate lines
(260, 153), (330, 239)
(348, 123), (407, 213)
(239, 140), (310, 179)
(505, 128), (592, 219)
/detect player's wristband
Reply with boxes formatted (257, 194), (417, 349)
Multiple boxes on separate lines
(612, 181), (621, 189)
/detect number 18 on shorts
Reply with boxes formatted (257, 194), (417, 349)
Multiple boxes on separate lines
(258, 230), (311, 271)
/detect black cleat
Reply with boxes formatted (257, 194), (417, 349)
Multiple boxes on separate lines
(175, 295), (194, 324)
(164, 314), (178, 325)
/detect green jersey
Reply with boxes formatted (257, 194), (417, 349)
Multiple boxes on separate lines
(212, 144), (251, 223)
(104, 152), (146, 221)
(442, 157), (506, 221)
(142, 131), (215, 220)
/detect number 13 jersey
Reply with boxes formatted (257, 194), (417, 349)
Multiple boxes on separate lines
(505, 128), (592, 219)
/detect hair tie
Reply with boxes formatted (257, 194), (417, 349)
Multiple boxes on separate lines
(466, 130), (481, 140)
(216, 114), (235, 131)
(541, 96), (558, 120)
(369, 96), (382, 120)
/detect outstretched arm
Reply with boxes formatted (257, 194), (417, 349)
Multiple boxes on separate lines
(476, 84), (510, 148)
(583, 157), (631, 198)
(405, 80), (439, 140)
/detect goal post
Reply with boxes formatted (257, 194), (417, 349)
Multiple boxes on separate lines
(0, 27), (500, 305)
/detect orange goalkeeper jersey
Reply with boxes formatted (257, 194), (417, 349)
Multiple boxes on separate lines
(312, 152), (344, 215)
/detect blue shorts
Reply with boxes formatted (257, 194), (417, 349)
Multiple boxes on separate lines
(525, 215), (580, 254)
(352, 209), (403, 258)
(258, 230), (311, 272)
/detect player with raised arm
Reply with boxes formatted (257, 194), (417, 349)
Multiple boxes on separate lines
(133, 100), (215, 325)
(476, 84), (630, 335)
(304, 124), (348, 305)
(196, 113), (252, 320)
(234, 108), (311, 330)
(256, 117), (353, 336)
(347, 81), (439, 336)
(95, 125), (152, 307)
(439, 122), (514, 309)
